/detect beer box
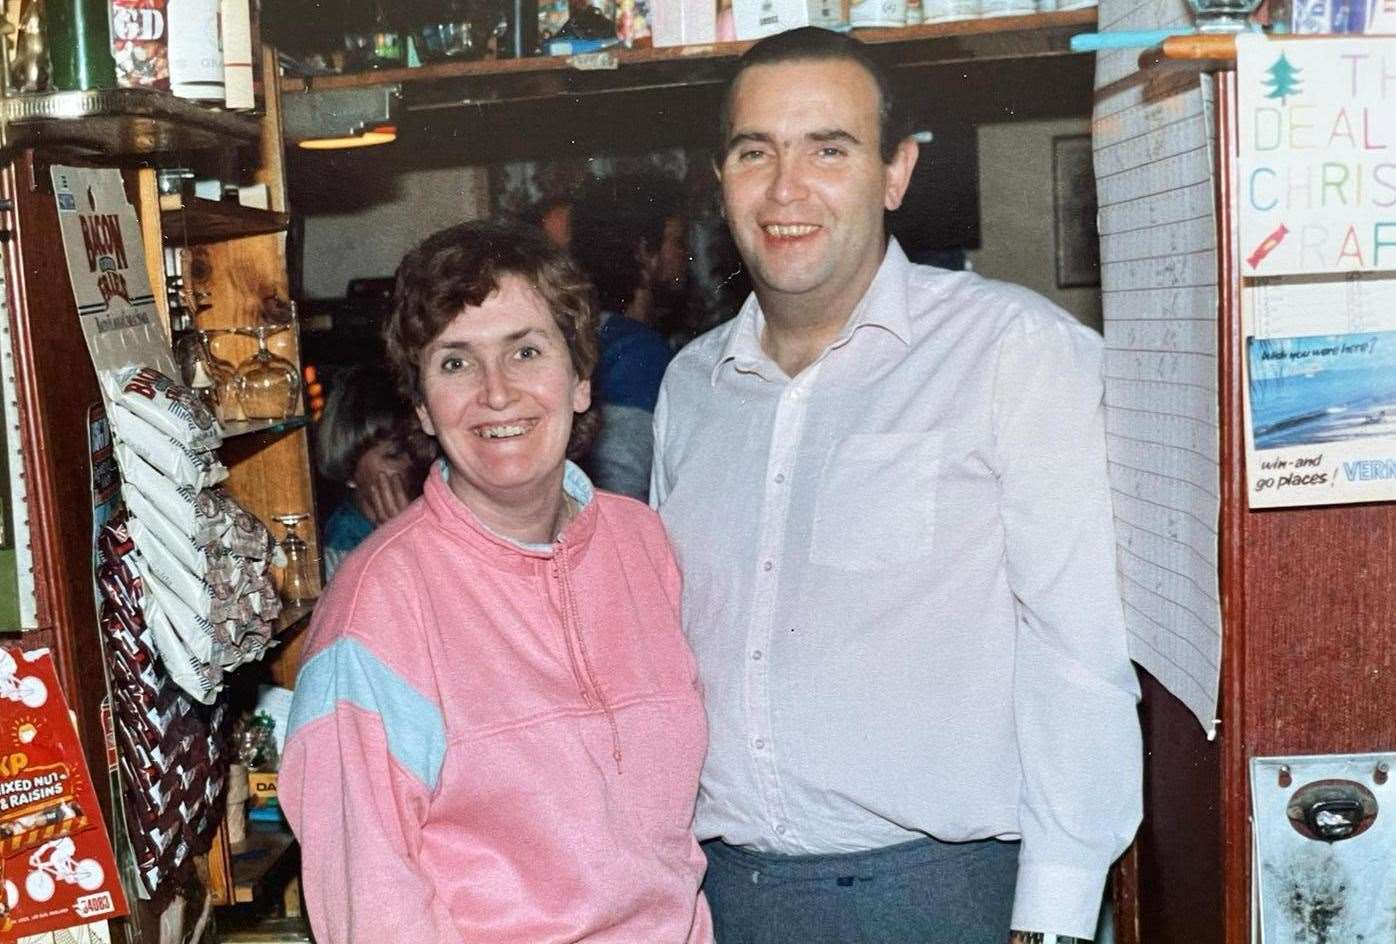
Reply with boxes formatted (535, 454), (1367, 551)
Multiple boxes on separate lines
(110, 0), (169, 89)
(247, 771), (277, 806)
(246, 771), (283, 823)
(651, 0), (716, 47)
(731, 0), (847, 38)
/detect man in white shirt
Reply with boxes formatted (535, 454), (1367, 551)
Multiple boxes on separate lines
(650, 27), (1143, 944)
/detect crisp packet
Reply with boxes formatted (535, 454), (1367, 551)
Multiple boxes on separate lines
(138, 589), (219, 704)
(125, 487), (206, 575)
(248, 571), (282, 622)
(118, 445), (227, 545)
(133, 556), (218, 666)
(107, 366), (222, 451)
(109, 403), (226, 489)
(220, 499), (275, 561)
(127, 518), (222, 622)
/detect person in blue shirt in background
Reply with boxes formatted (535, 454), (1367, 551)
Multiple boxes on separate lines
(571, 173), (689, 499)
(315, 365), (435, 579)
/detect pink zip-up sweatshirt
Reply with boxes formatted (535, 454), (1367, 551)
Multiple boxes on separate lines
(281, 464), (713, 943)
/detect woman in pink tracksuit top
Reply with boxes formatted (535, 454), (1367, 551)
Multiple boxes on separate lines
(280, 220), (713, 943)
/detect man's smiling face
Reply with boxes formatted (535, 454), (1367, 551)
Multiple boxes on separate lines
(718, 58), (914, 312)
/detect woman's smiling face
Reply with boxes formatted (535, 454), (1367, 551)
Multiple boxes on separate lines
(414, 273), (591, 515)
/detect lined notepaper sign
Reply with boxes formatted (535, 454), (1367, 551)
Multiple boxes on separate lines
(1094, 0), (1223, 735)
(1237, 34), (1396, 276)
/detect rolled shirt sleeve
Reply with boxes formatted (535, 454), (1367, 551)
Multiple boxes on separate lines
(991, 314), (1144, 938)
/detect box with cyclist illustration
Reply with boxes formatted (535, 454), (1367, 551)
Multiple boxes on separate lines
(0, 647), (127, 940)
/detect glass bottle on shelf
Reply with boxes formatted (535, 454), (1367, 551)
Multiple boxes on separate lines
(272, 514), (317, 607)
(344, 0), (405, 69)
(233, 324), (301, 421)
(414, 0), (488, 61)
(46, 0), (118, 89)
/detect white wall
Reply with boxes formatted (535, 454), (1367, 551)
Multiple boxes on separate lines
(299, 164), (490, 298)
(967, 117), (1103, 333)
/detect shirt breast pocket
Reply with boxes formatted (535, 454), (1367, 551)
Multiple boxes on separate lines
(808, 432), (942, 573)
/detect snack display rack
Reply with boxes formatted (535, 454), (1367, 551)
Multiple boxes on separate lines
(0, 42), (318, 942)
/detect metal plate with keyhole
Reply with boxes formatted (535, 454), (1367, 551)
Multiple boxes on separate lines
(1286, 778), (1378, 843)
(1252, 752), (1396, 944)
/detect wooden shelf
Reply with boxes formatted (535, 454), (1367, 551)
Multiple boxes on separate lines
(0, 88), (260, 162)
(160, 195), (290, 245)
(231, 823), (296, 904)
(1138, 32), (1238, 72)
(282, 9), (1097, 108)
(220, 414), (311, 440)
(217, 917), (311, 942)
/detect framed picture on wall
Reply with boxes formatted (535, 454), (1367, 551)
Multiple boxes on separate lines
(1052, 134), (1101, 289)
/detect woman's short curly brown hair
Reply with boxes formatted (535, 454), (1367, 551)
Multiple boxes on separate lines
(384, 219), (601, 459)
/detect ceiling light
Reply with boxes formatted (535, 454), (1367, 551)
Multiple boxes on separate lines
(282, 84), (402, 150)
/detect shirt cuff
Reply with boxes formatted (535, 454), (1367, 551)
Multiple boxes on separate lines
(1011, 858), (1108, 940)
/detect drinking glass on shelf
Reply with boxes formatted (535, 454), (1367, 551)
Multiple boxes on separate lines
(197, 330), (241, 422)
(173, 326), (218, 416)
(272, 513), (318, 607)
(234, 323), (301, 421)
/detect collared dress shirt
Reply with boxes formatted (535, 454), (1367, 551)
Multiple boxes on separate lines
(651, 240), (1142, 939)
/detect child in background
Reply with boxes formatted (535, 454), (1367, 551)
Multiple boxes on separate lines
(314, 366), (434, 580)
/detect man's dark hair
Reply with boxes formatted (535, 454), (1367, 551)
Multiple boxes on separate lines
(717, 27), (909, 165)
(570, 172), (685, 315)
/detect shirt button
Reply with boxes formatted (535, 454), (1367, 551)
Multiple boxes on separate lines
(775, 824), (787, 835)
(774, 473), (785, 484)
(752, 650), (763, 661)
(754, 737), (766, 749)
(762, 560), (773, 572)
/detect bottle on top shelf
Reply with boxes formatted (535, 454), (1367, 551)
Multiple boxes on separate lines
(47, 0), (118, 89)
(167, 0), (225, 101)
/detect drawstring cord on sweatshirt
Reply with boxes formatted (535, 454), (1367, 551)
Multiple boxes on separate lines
(555, 540), (624, 775)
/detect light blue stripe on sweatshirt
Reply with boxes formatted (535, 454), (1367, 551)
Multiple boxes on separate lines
(287, 637), (447, 791)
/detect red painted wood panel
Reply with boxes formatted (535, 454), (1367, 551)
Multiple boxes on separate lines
(3, 152), (113, 818)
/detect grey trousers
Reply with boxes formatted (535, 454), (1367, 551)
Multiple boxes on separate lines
(701, 836), (1019, 944)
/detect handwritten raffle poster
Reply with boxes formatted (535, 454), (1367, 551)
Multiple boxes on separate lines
(1237, 34), (1396, 276)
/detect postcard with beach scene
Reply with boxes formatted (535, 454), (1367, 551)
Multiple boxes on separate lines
(1246, 329), (1396, 507)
